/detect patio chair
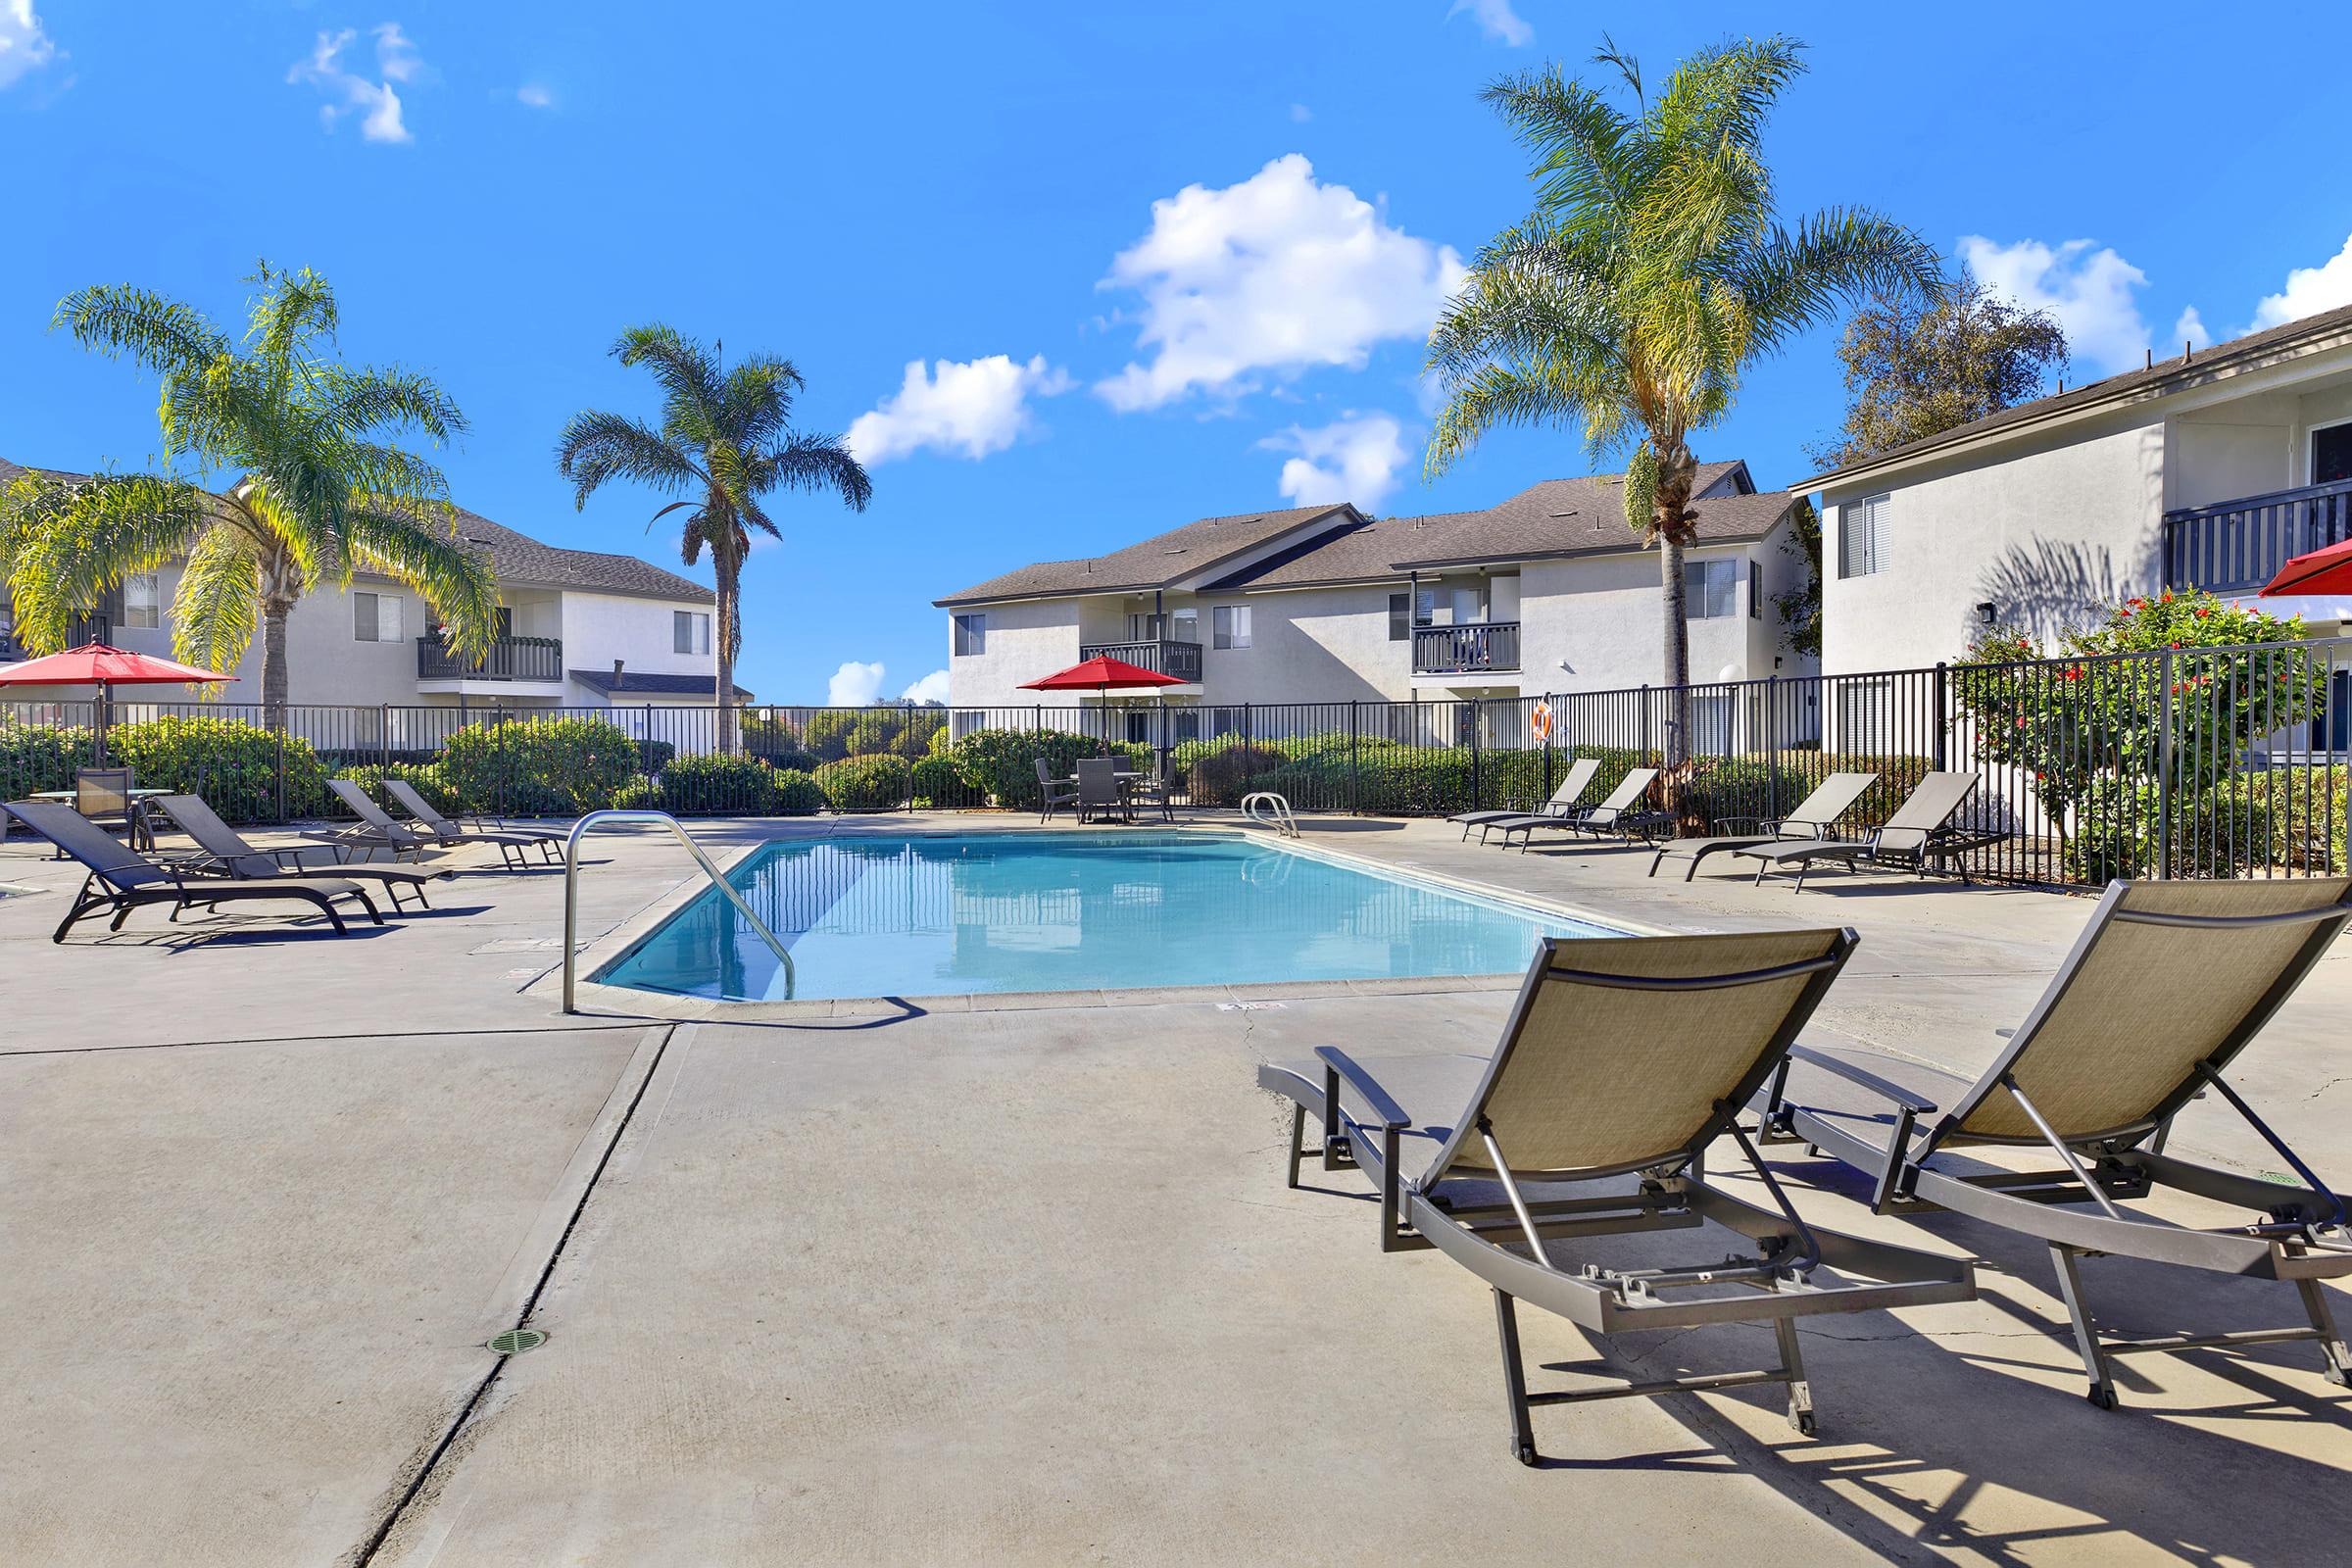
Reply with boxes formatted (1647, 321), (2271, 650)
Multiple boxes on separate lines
(75, 766), (150, 849)
(314, 779), (547, 871)
(382, 778), (564, 863)
(152, 793), (452, 913)
(1490, 766), (1666, 851)
(1124, 757), (1176, 823)
(1074, 758), (1127, 825)
(1646, 771), (1879, 881)
(1259, 927), (1974, 1461)
(3, 799), (381, 943)
(1758, 876), (2352, 1410)
(1035, 758), (1079, 823)
(1448, 757), (1600, 842)
(1732, 771), (1984, 890)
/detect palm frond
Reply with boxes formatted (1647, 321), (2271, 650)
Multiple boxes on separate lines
(172, 525), (264, 676)
(342, 499), (503, 659)
(720, 355), (805, 447)
(244, 262), (339, 372)
(754, 431), (873, 512)
(611, 324), (726, 436)
(1735, 208), (1950, 353)
(554, 409), (706, 508)
(50, 284), (230, 380)
(7, 473), (215, 651)
(314, 364), (469, 447)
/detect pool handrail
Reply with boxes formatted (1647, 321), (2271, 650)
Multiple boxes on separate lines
(562, 808), (796, 1011)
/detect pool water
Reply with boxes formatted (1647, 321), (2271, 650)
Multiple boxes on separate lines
(596, 830), (1617, 1003)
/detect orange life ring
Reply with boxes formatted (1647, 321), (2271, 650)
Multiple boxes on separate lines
(1530, 701), (1554, 741)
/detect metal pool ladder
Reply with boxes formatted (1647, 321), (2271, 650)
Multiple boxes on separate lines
(561, 808), (796, 1012)
(1241, 791), (1299, 838)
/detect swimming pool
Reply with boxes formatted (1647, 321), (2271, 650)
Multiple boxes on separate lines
(594, 830), (1620, 1003)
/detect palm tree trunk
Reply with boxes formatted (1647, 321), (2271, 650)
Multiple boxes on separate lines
(260, 595), (293, 731)
(714, 556), (740, 755)
(1652, 447), (1698, 768)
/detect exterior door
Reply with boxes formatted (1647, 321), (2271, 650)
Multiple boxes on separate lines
(2315, 422), (2352, 486)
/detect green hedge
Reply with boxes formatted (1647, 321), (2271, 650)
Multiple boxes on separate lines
(773, 768), (826, 815)
(813, 754), (911, 811)
(113, 714), (332, 823)
(643, 753), (779, 815)
(909, 754), (969, 808)
(0, 721), (95, 799)
(434, 717), (639, 815)
(947, 728), (1150, 809)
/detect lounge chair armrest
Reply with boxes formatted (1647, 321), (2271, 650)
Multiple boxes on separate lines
(1710, 813), (1774, 833)
(1788, 1045), (1937, 1113)
(1312, 1047), (1411, 1130)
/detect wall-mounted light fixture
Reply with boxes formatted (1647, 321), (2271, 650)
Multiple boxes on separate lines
(1976, 601), (1998, 626)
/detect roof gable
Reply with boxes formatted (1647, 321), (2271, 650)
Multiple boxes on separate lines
(933, 503), (1357, 606)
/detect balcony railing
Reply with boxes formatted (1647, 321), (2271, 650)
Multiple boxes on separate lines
(416, 634), (564, 683)
(1413, 620), (1521, 675)
(1079, 639), (1203, 682)
(2163, 477), (2352, 594)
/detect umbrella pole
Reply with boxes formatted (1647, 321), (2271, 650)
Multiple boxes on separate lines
(95, 679), (110, 766)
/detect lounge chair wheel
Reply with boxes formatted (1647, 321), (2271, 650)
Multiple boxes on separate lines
(1512, 1442), (1539, 1467)
(1790, 1408), (1818, 1437)
(2085, 1383), (2119, 1411)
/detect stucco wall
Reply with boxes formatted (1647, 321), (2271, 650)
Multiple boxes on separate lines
(1519, 540), (1777, 693)
(1198, 584), (1406, 703)
(1822, 416), (2166, 676)
(945, 598), (1083, 710)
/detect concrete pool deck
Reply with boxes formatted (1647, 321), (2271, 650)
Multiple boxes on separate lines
(3, 810), (2349, 1564)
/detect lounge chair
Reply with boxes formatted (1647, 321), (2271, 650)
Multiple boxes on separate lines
(3, 799), (381, 943)
(152, 793), (452, 913)
(1074, 758), (1127, 825)
(314, 779), (544, 871)
(1758, 877), (2352, 1409)
(1259, 928), (1975, 1461)
(1448, 757), (1600, 842)
(1732, 771), (1984, 890)
(1490, 766), (1665, 851)
(1647, 771), (1879, 881)
(382, 778), (564, 863)
(1035, 758), (1079, 823)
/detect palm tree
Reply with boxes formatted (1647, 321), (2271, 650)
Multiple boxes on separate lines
(1425, 36), (1943, 762)
(555, 325), (872, 752)
(4, 264), (499, 726)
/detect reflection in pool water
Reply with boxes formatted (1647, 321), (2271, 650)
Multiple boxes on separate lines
(597, 830), (1616, 1003)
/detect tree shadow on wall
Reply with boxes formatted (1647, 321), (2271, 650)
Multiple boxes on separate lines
(1977, 539), (2132, 642)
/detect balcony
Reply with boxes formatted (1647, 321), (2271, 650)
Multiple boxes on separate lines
(416, 634), (564, 683)
(2163, 477), (2352, 595)
(1079, 639), (1203, 682)
(1413, 619), (1521, 676)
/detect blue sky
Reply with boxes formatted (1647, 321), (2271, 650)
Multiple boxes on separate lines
(5, 1), (2351, 703)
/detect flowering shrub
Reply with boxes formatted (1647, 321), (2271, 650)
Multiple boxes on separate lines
(1957, 589), (2321, 877)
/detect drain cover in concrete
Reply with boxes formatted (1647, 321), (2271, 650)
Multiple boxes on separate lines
(486, 1328), (548, 1354)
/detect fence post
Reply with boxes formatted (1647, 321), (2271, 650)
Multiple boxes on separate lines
(1932, 662), (1950, 772)
(2156, 647), (2175, 879)
(276, 724), (286, 823)
(1348, 700), (1359, 815)
(1243, 703), (1252, 745)
(1470, 698), (1483, 808)
(1765, 674), (1781, 822)
(1542, 693), (1554, 800)
(377, 703), (391, 802)
(1641, 685), (1652, 760)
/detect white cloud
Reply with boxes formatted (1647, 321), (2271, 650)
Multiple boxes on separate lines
(1959, 235), (2151, 375)
(1260, 413), (1409, 509)
(516, 82), (554, 109)
(1447, 0), (1533, 46)
(846, 354), (1072, 464)
(827, 661), (888, 707)
(288, 23), (418, 144)
(1094, 154), (1467, 411)
(0, 0), (57, 89)
(2251, 233), (2352, 332)
(2173, 307), (2211, 352)
(1289, 102), (1312, 122)
(902, 668), (952, 705)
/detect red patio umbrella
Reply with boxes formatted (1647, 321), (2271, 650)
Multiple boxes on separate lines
(2258, 537), (2352, 599)
(0, 641), (234, 760)
(1018, 655), (1186, 756)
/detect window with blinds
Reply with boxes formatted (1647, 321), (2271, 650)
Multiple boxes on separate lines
(1682, 559), (1736, 618)
(1839, 494), (1891, 578)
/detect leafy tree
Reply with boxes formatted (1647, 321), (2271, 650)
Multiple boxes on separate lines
(556, 327), (872, 752)
(3, 265), (498, 724)
(1425, 34), (1940, 761)
(1772, 498), (1824, 658)
(1808, 273), (2068, 470)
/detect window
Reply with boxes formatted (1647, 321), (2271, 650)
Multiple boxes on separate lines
(1838, 494), (1891, 578)
(2316, 422), (2352, 486)
(1172, 710), (1200, 743)
(1749, 561), (1762, 618)
(952, 612), (986, 657)
(1683, 559), (1736, 618)
(1126, 612), (1160, 641)
(123, 571), (162, 630)
(674, 611), (712, 656)
(1836, 677), (1893, 753)
(1212, 605), (1251, 649)
(1388, 592), (1410, 642)
(353, 590), (403, 643)
(1414, 585), (1440, 626)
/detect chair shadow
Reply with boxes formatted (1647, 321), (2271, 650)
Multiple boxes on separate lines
(1543, 1151), (2352, 1563)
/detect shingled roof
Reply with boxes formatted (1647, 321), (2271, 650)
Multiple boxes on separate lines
(1800, 298), (2352, 490)
(568, 667), (754, 701)
(1209, 463), (1788, 590)
(0, 460), (712, 603)
(932, 504), (1353, 607)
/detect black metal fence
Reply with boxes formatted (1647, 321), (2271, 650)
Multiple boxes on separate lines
(4, 636), (2347, 887)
